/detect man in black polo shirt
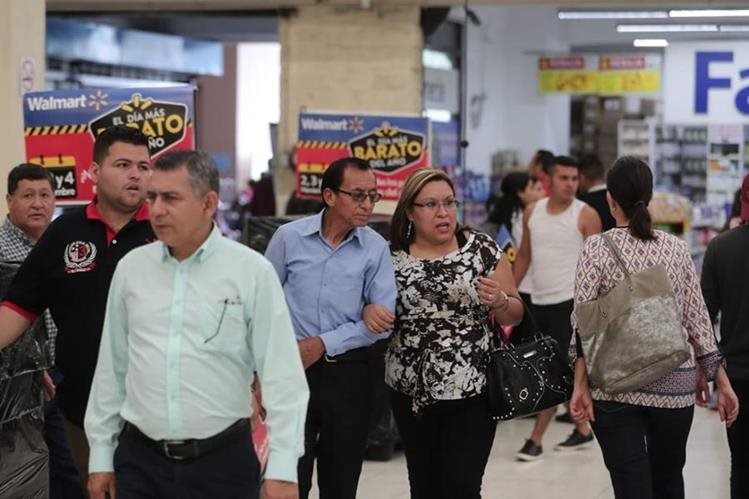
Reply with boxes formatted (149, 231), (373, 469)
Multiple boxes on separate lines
(0, 125), (154, 488)
(577, 154), (616, 231)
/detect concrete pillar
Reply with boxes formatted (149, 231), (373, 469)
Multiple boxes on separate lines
(277, 4), (422, 215)
(0, 0), (45, 218)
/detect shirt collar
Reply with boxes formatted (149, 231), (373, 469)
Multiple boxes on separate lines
(2, 217), (33, 247)
(85, 197), (150, 222)
(588, 184), (607, 193)
(302, 209), (362, 243)
(160, 223), (221, 263)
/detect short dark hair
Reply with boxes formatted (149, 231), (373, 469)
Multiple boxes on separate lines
(93, 125), (149, 164)
(153, 150), (219, 196)
(578, 154), (605, 182)
(7, 163), (54, 195)
(320, 157), (371, 206)
(536, 150), (555, 175)
(607, 156), (656, 241)
(550, 155), (579, 174)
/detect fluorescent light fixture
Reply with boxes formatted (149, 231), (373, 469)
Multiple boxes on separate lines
(670, 9), (749, 18)
(634, 39), (669, 47)
(558, 10), (667, 20)
(719, 24), (749, 32)
(617, 24), (718, 33)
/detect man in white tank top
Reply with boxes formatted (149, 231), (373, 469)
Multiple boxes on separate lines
(513, 155), (601, 462)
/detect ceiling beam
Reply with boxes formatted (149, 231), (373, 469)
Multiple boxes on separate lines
(45, 0), (749, 13)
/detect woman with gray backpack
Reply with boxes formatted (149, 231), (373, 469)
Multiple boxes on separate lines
(568, 156), (739, 499)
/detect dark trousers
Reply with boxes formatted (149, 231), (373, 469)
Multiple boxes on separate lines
(44, 370), (86, 499)
(298, 356), (370, 499)
(114, 422), (260, 499)
(531, 299), (574, 354)
(727, 378), (749, 499)
(390, 389), (497, 499)
(591, 401), (694, 499)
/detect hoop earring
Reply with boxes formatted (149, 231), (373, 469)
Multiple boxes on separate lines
(406, 221), (413, 240)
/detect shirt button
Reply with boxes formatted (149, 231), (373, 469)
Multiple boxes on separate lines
(112, 239), (117, 245)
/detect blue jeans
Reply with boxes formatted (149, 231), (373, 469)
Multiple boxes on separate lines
(591, 401), (694, 499)
(44, 370), (86, 499)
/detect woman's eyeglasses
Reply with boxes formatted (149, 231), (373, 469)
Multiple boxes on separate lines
(336, 189), (382, 204)
(412, 199), (461, 211)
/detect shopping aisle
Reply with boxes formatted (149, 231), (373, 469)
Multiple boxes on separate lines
(310, 406), (730, 499)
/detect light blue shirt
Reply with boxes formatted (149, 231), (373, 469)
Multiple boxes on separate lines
(264, 211), (397, 356)
(85, 225), (309, 483)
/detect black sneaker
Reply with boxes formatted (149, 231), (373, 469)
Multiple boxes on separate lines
(555, 429), (594, 451)
(555, 411), (573, 424)
(516, 439), (543, 461)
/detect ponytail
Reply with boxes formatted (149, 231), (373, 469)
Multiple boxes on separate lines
(607, 156), (656, 241)
(628, 201), (655, 241)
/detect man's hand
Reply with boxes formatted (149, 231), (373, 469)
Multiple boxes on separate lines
(88, 472), (116, 499)
(298, 337), (325, 369)
(362, 304), (394, 334)
(261, 479), (298, 499)
(42, 371), (56, 401)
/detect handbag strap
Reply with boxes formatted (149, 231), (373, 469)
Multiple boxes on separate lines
(600, 232), (633, 287)
(490, 295), (540, 347)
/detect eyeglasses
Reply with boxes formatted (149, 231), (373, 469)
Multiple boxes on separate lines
(336, 189), (382, 204)
(412, 199), (462, 211)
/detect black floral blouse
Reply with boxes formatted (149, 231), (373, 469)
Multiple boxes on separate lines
(384, 230), (502, 413)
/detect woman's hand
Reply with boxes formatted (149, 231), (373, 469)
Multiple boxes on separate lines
(570, 358), (594, 423)
(695, 365), (710, 408)
(476, 276), (508, 309)
(570, 385), (595, 424)
(362, 304), (395, 334)
(715, 366), (739, 427)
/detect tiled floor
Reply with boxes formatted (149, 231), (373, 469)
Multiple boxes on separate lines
(310, 406), (731, 498)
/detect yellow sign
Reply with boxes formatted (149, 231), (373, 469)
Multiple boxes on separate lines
(598, 70), (661, 94)
(538, 71), (598, 94)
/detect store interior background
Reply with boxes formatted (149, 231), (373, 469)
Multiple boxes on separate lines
(3, 1), (749, 258)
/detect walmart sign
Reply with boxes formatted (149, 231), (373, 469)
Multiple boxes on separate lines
(664, 41), (749, 123)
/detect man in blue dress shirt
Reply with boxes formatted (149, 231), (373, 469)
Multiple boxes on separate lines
(85, 150), (309, 499)
(265, 157), (397, 499)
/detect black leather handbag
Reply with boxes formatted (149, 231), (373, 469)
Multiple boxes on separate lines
(485, 299), (573, 421)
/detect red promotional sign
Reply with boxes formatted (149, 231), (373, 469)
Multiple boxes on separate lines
(23, 87), (195, 204)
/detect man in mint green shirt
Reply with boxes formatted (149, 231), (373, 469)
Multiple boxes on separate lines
(85, 150), (308, 499)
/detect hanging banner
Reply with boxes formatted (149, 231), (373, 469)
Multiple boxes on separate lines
(538, 56), (598, 94)
(23, 86), (195, 204)
(539, 54), (662, 94)
(295, 112), (430, 203)
(598, 54), (661, 95)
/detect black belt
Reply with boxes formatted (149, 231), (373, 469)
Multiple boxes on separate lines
(122, 419), (247, 461)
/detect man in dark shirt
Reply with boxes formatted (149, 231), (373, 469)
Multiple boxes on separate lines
(577, 154), (616, 231)
(701, 173), (749, 499)
(0, 125), (154, 489)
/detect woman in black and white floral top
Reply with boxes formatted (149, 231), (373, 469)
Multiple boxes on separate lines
(368, 168), (522, 499)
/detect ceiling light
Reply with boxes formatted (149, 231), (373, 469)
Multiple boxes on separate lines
(558, 10), (668, 20)
(670, 9), (749, 18)
(633, 39), (669, 48)
(719, 25), (749, 32)
(617, 24), (718, 33)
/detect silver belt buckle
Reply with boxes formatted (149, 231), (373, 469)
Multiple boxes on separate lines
(324, 354), (338, 363)
(163, 440), (187, 460)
